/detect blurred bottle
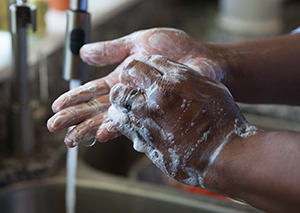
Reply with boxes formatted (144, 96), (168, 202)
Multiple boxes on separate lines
(48, 0), (70, 11)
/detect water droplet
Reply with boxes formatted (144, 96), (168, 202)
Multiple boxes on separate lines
(82, 137), (97, 147)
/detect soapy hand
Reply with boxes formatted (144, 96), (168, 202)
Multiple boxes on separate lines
(108, 55), (257, 187)
(47, 28), (229, 147)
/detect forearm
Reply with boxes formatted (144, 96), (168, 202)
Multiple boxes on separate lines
(207, 130), (300, 212)
(214, 33), (300, 105)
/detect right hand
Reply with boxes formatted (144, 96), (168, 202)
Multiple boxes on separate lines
(108, 55), (257, 187)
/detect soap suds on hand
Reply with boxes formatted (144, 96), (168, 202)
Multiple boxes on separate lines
(108, 55), (258, 190)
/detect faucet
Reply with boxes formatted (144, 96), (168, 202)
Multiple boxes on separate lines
(63, 0), (90, 81)
(8, 0), (37, 157)
(7, 0), (89, 157)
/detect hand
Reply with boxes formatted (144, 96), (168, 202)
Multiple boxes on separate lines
(80, 28), (227, 81)
(47, 28), (230, 147)
(108, 55), (257, 188)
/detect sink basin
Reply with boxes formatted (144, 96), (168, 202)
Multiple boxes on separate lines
(83, 135), (144, 177)
(0, 178), (260, 213)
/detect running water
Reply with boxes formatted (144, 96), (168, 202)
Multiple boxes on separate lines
(66, 79), (81, 213)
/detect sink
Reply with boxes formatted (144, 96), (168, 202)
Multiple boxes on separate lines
(0, 178), (260, 213)
(83, 136), (144, 177)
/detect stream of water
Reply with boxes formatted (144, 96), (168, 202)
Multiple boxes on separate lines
(66, 80), (81, 213)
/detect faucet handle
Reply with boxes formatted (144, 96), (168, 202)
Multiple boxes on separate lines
(9, 2), (37, 33)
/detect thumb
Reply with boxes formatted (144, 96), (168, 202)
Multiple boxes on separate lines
(80, 35), (133, 66)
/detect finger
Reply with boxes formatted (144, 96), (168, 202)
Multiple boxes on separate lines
(80, 35), (132, 66)
(64, 112), (108, 147)
(95, 121), (121, 142)
(52, 77), (112, 113)
(47, 95), (110, 132)
(109, 83), (147, 126)
(121, 58), (163, 90)
(52, 54), (141, 113)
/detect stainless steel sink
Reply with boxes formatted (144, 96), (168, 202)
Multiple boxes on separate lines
(0, 178), (260, 213)
(82, 135), (143, 177)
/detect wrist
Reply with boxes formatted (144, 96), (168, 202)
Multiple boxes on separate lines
(205, 129), (264, 197)
(208, 42), (241, 89)
(211, 34), (300, 105)
(201, 121), (259, 192)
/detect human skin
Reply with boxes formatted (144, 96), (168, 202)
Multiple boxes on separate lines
(108, 55), (300, 213)
(47, 29), (300, 144)
(108, 54), (258, 190)
(47, 28), (300, 212)
(219, 33), (300, 105)
(47, 28), (230, 145)
(212, 131), (300, 212)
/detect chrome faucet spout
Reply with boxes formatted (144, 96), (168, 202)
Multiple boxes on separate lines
(63, 0), (90, 81)
(9, 2), (36, 157)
